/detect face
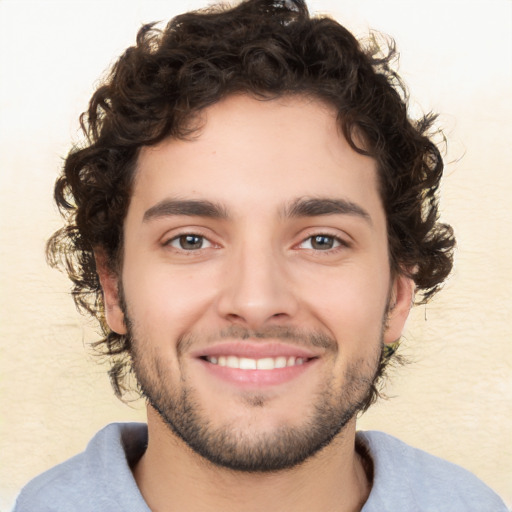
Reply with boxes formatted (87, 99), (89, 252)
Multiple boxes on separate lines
(101, 95), (412, 472)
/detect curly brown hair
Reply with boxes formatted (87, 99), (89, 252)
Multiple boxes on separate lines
(47, 0), (455, 399)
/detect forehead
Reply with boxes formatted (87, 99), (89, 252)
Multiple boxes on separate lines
(131, 94), (383, 223)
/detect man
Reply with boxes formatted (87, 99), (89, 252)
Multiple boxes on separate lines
(13, 0), (508, 510)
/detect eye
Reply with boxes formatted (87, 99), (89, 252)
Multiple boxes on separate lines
(167, 234), (213, 251)
(299, 234), (343, 251)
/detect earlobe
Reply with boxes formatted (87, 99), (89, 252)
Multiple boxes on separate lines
(94, 249), (127, 335)
(383, 274), (415, 345)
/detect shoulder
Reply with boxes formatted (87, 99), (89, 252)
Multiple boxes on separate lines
(12, 423), (149, 512)
(358, 430), (509, 512)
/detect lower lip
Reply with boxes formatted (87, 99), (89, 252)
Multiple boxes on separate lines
(197, 358), (317, 387)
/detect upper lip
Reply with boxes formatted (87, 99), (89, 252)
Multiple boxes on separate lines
(190, 341), (320, 360)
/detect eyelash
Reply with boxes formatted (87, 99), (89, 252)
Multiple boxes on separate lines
(165, 233), (214, 251)
(297, 234), (349, 252)
(163, 232), (349, 253)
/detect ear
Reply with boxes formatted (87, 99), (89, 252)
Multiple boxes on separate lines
(383, 273), (415, 345)
(94, 249), (127, 335)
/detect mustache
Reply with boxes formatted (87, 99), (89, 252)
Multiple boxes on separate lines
(177, 325), (338, 356)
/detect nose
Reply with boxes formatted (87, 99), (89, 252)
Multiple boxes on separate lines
(216, 243), (299, 330)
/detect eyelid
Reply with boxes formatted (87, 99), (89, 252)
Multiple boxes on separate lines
(167, 234), (213, 250)
(161, 227), (220, 251)
(294, 227), (352, 250)
(297, 234), (347, 251)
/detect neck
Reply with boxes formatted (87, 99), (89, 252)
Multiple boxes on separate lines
(133, 407), (371, 512)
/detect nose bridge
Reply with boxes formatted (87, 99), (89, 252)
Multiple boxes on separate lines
(217, 230), (297, 327)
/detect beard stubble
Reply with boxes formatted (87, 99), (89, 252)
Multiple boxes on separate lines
(127, 319), (386, 473)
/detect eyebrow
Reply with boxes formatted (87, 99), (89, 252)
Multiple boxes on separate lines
(142, 196), (371, 224)
(283, 197), (372, 224)
(143, 199), (228, 222)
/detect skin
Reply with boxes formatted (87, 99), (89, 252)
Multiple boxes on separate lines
(98, 94), (413, 512)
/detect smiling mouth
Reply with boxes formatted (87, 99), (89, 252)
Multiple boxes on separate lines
(202, 355), (315, 370)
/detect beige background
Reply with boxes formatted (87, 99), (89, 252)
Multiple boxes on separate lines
(1, 0), (511, 509)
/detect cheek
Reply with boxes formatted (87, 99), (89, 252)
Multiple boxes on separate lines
(302, 259), (388, 302)
(122, 258), (219, 338)
(297, 264), (389, 337)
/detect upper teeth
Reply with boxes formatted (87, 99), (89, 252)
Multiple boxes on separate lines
(206, 356), (306, 370)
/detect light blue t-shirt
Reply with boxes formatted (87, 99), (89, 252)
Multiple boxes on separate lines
(13, 423), (508, 511)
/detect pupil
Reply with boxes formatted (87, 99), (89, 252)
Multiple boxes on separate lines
(312, 235), (333, 250)
(180, 235), (202, 249)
